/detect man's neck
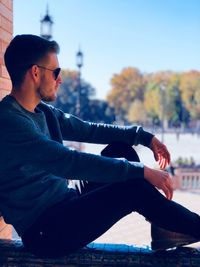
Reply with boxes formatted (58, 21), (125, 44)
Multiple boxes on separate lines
(10, 89), (40, 113)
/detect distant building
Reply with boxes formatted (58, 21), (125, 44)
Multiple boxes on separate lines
(173, 166), (200, 190)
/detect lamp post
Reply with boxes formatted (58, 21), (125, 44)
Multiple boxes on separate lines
(40, 5), (53, 40)
(76, 48), (83, 117)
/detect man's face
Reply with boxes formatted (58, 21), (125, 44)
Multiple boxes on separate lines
(37, 52), (62, 102)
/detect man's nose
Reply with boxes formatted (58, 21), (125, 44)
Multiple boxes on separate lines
(57, 75), (62, 84)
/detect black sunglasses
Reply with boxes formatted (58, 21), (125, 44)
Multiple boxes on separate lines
(36, 65), (61, 80)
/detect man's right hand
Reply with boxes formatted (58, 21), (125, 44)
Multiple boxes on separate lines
(144, 166), (173, 200)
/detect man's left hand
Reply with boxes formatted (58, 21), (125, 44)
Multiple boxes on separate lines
(150, 136), (171, 170)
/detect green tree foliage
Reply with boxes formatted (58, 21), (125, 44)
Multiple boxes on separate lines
(144, 81), (161, 122)
(174, 156), (195, 167)
(53, 70), (78, 114)
(89, 99), (115, 123)
(53, 70), (95, 117)
(164, 74), (182, 126)
(53, 70), (115, 123)
(144, 72), (185, 127)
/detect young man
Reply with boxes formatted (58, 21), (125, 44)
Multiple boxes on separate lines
(0, 34), (199, 257)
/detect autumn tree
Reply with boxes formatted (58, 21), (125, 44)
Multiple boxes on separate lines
(144, 72), (184, 127)
(107, 67), (145, 122)
(143, 81), (161, 124)
(179, 71), (200, 120)
(127, 99), (147, 124)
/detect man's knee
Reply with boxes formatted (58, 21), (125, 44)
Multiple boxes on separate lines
(101, 142), (140, 162)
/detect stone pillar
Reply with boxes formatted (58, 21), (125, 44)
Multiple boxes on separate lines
(0, 0), (13, 239)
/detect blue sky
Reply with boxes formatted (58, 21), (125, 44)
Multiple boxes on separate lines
(14, 0), (200, 99)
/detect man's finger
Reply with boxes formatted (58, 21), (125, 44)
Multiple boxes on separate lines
(162, 159), (167, 169)
(162, 185), (170, 199)
(154, 151), (159, 161)
(159, 157), (167, 169)
(163, 184), (173, 200)
(166, 178), (173, 199)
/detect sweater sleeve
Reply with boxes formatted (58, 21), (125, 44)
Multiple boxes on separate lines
(53, 107), (154, 147)
(0, 112), (144, 183)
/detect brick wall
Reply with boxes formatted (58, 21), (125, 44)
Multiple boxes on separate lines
(0, 0), (13, 239)
(0, 0), (13, 100)
(0, 216), (12, 238)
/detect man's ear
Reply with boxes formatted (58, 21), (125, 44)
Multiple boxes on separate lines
(30, 65), (40, 82)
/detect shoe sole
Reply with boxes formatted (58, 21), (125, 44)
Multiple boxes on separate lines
(151, 238), (199, 251)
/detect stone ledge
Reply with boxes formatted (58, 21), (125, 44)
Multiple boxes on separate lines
(0, 239), (200, 267)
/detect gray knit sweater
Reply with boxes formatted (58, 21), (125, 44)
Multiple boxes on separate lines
(0, 95), (153, 236)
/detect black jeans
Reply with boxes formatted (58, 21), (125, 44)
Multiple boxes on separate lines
(22, 142), (200, 257)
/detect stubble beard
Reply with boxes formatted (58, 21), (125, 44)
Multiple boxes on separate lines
(37, 86), (57, 102)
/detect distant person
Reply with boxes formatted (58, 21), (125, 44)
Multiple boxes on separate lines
(0, 34), (200, 257)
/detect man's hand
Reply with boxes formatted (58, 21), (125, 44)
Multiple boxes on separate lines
(150, 136), (171, 169)
(144, 166), (173, 200)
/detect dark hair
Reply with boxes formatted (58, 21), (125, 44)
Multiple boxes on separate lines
(4, 34), (60, 88)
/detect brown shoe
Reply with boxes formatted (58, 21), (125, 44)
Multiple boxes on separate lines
(151, 223), (199, 250)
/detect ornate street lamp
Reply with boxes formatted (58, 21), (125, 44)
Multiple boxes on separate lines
(76, 48), (84, 117)
(76, 49), (83, 70)
(40, 5), (53, 40)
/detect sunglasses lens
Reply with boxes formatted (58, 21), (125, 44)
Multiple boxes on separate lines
(54, 68), (61, 80)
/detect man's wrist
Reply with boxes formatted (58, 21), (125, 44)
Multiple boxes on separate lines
(139, 128), (154, 148)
